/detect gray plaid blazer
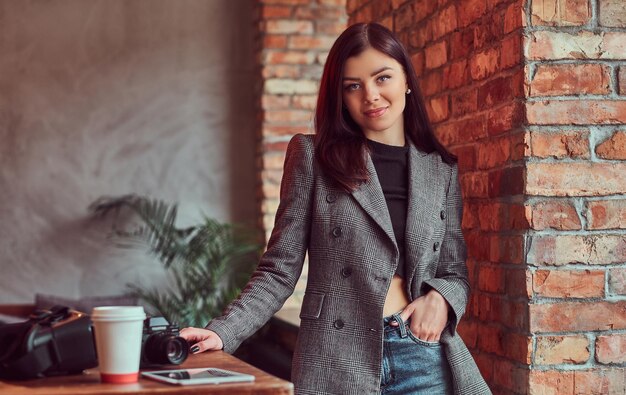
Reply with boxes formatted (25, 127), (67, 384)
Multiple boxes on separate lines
(206, 134), (491, 394)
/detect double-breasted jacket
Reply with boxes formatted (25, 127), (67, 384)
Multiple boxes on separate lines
(206, 134), (491, 394)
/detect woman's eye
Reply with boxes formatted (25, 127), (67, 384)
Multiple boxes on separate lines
(344, 83), (360, 91)
(377, 75), (391, 83)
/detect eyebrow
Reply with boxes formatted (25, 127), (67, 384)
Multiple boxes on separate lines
(342, 66), (394, 82)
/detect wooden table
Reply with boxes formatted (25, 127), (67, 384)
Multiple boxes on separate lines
(0, 351), (293, 394)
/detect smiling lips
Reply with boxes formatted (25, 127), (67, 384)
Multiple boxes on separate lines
(364, 107), (388, 118)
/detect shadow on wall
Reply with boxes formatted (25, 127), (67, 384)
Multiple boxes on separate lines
(0, 0), (257, 303)
(43, 212), (162, 298)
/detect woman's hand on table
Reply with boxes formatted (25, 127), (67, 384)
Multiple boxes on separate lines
(179, 327), (224, 354)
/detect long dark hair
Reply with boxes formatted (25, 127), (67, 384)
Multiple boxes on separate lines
(314, 22), (456, 192)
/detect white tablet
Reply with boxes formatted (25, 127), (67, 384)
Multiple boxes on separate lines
(141, 367), (255, 386)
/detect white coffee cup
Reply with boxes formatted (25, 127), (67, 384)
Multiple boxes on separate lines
(91, 306), (146, 383)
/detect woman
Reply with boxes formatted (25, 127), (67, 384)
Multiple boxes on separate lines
(180, 23), (490, 395)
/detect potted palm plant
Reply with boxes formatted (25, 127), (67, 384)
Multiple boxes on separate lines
(89, 194), (260, 327)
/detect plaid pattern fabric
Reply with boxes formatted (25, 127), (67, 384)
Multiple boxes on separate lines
(206, 134), (491, 395)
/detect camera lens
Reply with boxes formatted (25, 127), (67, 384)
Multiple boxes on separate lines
(143, 334), (189, 365)
(166, 340), (184, 362)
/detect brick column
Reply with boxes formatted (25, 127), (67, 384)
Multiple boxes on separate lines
(525, 0), (626, 392)
(347, 0), (625, 393)
(256, 0), (347, 308)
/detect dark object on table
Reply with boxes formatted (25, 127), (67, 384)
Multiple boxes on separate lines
(141, 316), (188, 367)
(0, 305), (97, 380)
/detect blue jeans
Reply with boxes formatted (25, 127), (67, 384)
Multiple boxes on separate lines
(380, 313), (453, 395)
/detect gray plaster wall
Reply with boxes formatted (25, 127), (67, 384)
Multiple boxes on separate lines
(0, 0), (257, 303)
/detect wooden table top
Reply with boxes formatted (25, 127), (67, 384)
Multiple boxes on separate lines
(0, 351), (293, 395)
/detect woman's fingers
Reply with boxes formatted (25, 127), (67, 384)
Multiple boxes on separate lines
(179, 327), (208, 342)
(179, 327), (224, 353)
(408, 319), (439, 341)
(389, 291), (449, 340)
(405, 291), (449, 341)
(413, 327), (440, 342)
(190, 336), (223, 353)
(399, 305), (414, 324)
(410, 312), (445, 341)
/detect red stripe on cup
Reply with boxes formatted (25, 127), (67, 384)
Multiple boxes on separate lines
(101, 372), (139, 383)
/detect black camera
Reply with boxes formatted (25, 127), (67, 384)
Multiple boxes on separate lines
(140, 316), (188, 367)
(0, 306), (98, 380)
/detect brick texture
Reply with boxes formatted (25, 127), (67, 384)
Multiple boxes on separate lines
(528, 200), (582, 230)
(258, 1), (347, 308)
(530, 368), (626, 395)
(523, 0), (625, 389)
(595, 130), (626, 160)
(530, 301), (626, 332)
(530, 0), (591, 26)
(596, 334), (626, 364)
(528, 31), (626, 60)
(527, 234), (626, 265)
(599, 0), (626, 27)
(587, 199), (626, 229)
(533, 269), (604, 298)
(470, 47), (500, 81)
(574, 369), (626, 394)
(425, 41), (448, 70)
(609, 268), (626, 295)
(529, 64), (611, 96)
(535, 335), (590, 365)
(526, 162), (626, 196)
(529, 370), (575, 395)
(528, 131), (590, 159)
(527, 100), (626, 125)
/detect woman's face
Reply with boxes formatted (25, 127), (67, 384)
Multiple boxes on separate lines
(342, 47), (408, 144)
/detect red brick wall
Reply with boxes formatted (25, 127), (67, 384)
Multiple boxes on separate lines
(256, 0), (347, 308)
(525, 0), (626, 393)
(347, 0), (626, 394)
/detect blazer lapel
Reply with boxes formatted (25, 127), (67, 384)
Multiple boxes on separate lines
(350, 153), (398, 254)
(405, 143), (444, 285)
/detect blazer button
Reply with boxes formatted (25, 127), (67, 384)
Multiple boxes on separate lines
(332, 227), (342, 238)
(333, 319), (344, 329)
(341, 267), (352, 277)
(434, 241), (440, 251)
(440, 210), (446, 220)
(326, 194), (337, 203)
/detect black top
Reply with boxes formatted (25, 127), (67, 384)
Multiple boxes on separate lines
(366, 138), (409, 278)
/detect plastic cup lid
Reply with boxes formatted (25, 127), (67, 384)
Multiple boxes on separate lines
(91, 306), (146, 321)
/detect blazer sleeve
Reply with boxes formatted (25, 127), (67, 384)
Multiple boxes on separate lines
(205, 134), (314, 353)
(422, 163), (470, 336)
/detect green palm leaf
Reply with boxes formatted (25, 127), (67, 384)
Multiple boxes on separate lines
(90, 194), (260, 327)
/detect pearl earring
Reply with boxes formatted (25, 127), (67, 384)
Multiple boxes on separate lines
(406, 89), (412, 95)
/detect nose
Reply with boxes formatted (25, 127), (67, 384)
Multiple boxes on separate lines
(363, 84), (380, 103)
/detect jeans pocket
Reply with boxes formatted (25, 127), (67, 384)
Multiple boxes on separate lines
(406, 327), (441, 347)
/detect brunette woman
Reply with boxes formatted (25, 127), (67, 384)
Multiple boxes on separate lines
(181, 23), (491, 395)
